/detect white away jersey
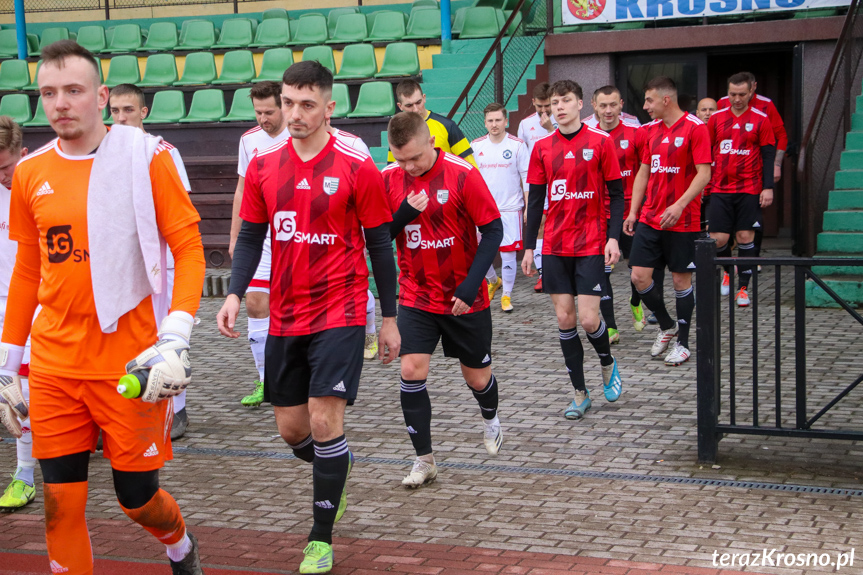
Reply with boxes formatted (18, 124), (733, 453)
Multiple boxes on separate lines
(518, 112), (558, 155)
(471, 134), (529, 211)
(331, 128), (371, 156)
(0, 184), (15, 300)
(238, 126), (291, 177)
(583, 112), (642, 129)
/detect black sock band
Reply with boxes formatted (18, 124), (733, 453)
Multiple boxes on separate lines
(309, 435), (349, 545)
(288, 434), (315, 463)
(600, 270), (617, 330)
(586, 320), (614, 366)
(630, 282), (640, 307)
(637, 281), (676, 330)
(717, 242), (733, 275)
(559, 326), (586, 392)
(675, 286), (695, 349)
(469, 374), (499, 420)
(400, 379), (433, 456)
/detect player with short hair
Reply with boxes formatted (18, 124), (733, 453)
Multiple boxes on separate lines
(624, 76), (712, 367)
(583, 88), (641, 128)
(387, 79), (476, 166)
(0, 116), (35, 511)
(517, 83), (557, 293)
(228, 81), (289, 408)
(217, 61), (400, 574)
(696, 97), (718, 230)
(472, 103), (529, 313)
(521, 80), (625, 420)
(1, 40), (206, 574)
(708, 73), (775, 307)
(590, 85), (650, 338)
(109, 83), (193, 439)
(385, 111), (504, 487)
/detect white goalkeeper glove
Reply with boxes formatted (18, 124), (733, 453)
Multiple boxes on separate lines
(125, 312), (193, 403)
(0, 344), (27, 437)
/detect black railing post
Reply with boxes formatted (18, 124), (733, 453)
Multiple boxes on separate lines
(795, 266), (807, 429)
(233, 0), (238, 14)
(546, 0), (554, 33)
(105, 0), (110, 21)
(695, 237), (719, 463)
(494, 43), (504, 104)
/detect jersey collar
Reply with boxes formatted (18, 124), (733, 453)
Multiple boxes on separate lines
(286, 132), (335, 167)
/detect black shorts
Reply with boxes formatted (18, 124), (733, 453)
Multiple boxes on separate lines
(264, 326), (365, 407)
(708, 193), (762, 235)
(542, 254), (606, 296)
(629, 224), (698, 273)
(398, 305), (493, 369)
(701, 194), (711, 231)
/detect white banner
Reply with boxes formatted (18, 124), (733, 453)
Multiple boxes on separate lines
(561, 0), (850, 24)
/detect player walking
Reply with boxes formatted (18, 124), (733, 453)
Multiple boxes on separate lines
(217, 61), (400, 574)
(472, 103), (529, 313)
(521, 80), (625, 420)
(385, 111), (504, 488)
(624, 76), (711, 367)
(1, 40), (206, 574)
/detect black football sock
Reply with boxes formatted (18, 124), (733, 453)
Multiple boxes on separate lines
(675, 286), (695, 348)
(600, 269), (617, 330)
(630, 281), (641, 307)
(308, 435), (350, 544)
(288, 434), (315, 463)
(637, 281), (676, 330)
(716, 242), (733, 276)
(586, 320), (614, 366)
(737, 241), (756, 288)
(400, 379), (433, 456)
(469, 374), (499, 420)
(559, 326), (586, 392)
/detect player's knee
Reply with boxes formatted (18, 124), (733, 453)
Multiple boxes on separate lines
(275, 419), (308, 446)
(579, 312), (600, 334)
(554, 308), (577, 329)
(671, 274), (692, 291)
(39, 452), (91, 484)
(400, 356), (429, 381)
(246, 293), (269, 318)
(112, 468), (159, 510)
(631, 270), (651, 290)
(308, 412), (341, 441)
(736, 230), (755, 244)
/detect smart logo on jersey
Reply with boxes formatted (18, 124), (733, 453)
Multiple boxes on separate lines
(650, 155), (681, 174)
(274, 210), (337, 245)
(403, 224), (454, 250)
(550, 179), (595, 201)
(719, 139), (751, 156)
(503, 149), (512, 159)
(46, 225), (73, 263)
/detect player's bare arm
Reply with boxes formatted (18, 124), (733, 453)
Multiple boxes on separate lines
(660, 163), (710, 229)
(228, 176), (244, 258)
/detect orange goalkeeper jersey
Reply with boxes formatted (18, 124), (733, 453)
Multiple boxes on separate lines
(4, 138), (203, 379)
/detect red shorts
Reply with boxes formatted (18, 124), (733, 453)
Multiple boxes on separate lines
(28, 372), (174, 471)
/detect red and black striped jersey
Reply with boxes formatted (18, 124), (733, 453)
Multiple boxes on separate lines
(717, 93), (787, 152)
(707, 107), (775, 196)
(601, 119), (646, 219)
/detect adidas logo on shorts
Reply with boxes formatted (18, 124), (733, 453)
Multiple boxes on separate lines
(297, 178), (311, 190)
(406, 426), (418, 434)
(143, 443), (159, 458)
(482, 354), (491, 363)
(315, 500), (335, 509)
(50, 560), (69, 573)
(593, 284), (602, 292)
(333, 381), (347, 392)
(753, 221), (761, 228)
(687, 262), (696, 269)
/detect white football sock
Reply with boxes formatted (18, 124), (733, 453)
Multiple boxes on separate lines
(501, 252), (517, 295)
(166, 532), (192, 562)
(172, 389), (186, 413)
(15, 378), (35, 486)
(485, 265), (498, 284)
(366, 290), (376, 335)
(534, 240), (543, 271)
(248, 317), (269, 381)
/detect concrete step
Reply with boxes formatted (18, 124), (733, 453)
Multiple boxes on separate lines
(805, 275), (863, 308)
(852, 113), (863, 131)
(828, 190), (863, 210)
(846, 131), (863, 149)
(822, 210), (863, 232)
(816, 231), (863, 253)
(840, 150), (863, 169)
(834, 170), (863, 189)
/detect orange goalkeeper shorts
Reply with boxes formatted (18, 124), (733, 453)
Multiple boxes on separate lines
(28, 371), (174, 472)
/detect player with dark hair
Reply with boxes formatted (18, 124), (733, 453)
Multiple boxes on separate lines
(217, 60), (400, 574)
(522, 80), (625, 420)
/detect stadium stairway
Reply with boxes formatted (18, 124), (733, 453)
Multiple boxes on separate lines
(806, 99), (863, 307)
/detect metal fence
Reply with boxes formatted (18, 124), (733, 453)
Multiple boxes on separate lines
(3, 0), (249, 16)
(447, 0), (549, 142)
(797, 0), (863, 256)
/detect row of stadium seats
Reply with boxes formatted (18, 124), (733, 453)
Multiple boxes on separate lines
(0, 43), (421, 91)
(0, 80), (398, 125)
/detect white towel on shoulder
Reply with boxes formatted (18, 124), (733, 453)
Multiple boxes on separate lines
(88, 124), (165, 333)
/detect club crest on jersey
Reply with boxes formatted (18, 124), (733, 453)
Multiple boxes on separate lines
(503, 149), (512, 159)
(323, 177), (340, 196)
(582, 149), (594, 161)
(674, 137), (684, 147)
(620, 140), (629, 149)
(437, 189), (449, 204)
(745, 123), (754, 132)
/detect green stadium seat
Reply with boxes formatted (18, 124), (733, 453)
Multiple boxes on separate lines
(105, 27), (115, 46)
(368, 11), (407, 42)
(138, 53), (178, 87)
(299, 12), (324, 18)
(220, 87), (255, 121)
(287, 14), (328, 46)
(250, 18), (290, 48)
(213, 18), (254, 48)
(459, 7), (501, 38)
(144, 90), (186, 123)
(177, 20), (216, 50)
(334, 43), (376, 80)
(104, 55), (141, 88)
(328, 7), (361, 37)
(179, 20), (202, 43)
(473, 0), (506, 7)
(0, 59), (31, 91)
(140, 22), (178, 51)
(0, 30), (19, 58)
(180, 88), (225, 122)
(500, 10), (522, 34)
(326, 13), (368, 44)
(302, 46), (336, 73)
(27, 34), (39, 55)
(23, 60), (41, 90)
(793, 7), (839, 17)
(375, 42), (419, 78)
(173, 51), (216, 85)
(212, 50), (255, 84)
(76, 26), (107, 53)
(405, 8), (442, 39)
(347, 81), (395, 117)
(39, 27), (72, 52)
(23, 96), (49, 126)
(331, 82), (351, 118)
(253, 48), (294, 82)
(262, 8), (289, 20)
(413, 0), (438, 7)
(0, 93), (31, 123)
(102, 24), (143, 53)
(289, 19), (300, 39)
(611, 21), (645, 29)
(451, 8), (468, 35)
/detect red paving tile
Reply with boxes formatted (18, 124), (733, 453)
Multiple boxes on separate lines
(0, 515), (771, 574)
